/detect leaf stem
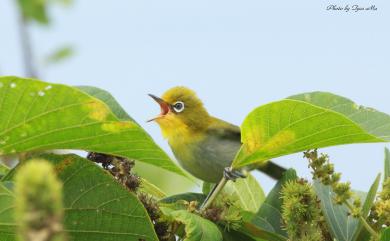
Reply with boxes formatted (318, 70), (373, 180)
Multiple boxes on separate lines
(199, 177), (228, 211)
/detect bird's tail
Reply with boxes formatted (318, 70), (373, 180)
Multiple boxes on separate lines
(256, 161), (286, 180)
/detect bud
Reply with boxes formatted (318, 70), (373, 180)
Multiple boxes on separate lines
(15, 159), (65, 241)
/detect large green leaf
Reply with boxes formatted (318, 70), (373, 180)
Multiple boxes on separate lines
(160, 206), (223, 241)
(289, 92), (390, 140)
(0, 154), (159, 241)
(352, 174), (381, 241)
(385, 147), (390, 180)
(0, 76), (186, 178)
(250, 169), (297, 237)
(0, 182), (15, 241)
(313, 181), (367, 241)
(233, 93), (390, 168)
(222, 173), (265, 213)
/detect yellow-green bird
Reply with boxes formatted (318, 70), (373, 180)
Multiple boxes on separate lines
(149, 87), (286, 183)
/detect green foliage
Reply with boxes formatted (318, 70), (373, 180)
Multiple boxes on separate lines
(160, 206), (223, 241)
(0, 154), (159, 241)
(288, 92), (390, 140)
(140, 177), (167, 199)
(240, 223), (287, 241)
(233, 92), (390, 169)
(353, 174), (382, 241)
(0, 76), (187, 178)
(2, 77), (390, 240)
(17, 0), (49, 24)
(305, 149), (381, 240)
(17, 0), (73, 24)
(313, 181), (367, 241)
(15, 159), (64, 241)
(250, 169), (297, 237)
(380, 228), (390, 241)
(221, 173), (265, 213)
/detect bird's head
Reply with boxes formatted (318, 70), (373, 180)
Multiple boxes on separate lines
(148, 86), (210, 138)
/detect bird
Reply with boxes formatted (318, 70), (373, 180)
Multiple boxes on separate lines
(148, 86), (286, 183)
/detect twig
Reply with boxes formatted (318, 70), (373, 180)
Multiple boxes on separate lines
(199, 177), (228, 211)
(17, 10), (38, 78)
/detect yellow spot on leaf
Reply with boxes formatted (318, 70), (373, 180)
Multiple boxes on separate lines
(85, 100), (109, 121)
(242, 125), (266, 153)
(101, 121), (135, 133)
(244, 129), (295, 155)
(261, 130), (296, 154)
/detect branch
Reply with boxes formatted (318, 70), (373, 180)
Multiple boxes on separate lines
(17, 11), (38, 78)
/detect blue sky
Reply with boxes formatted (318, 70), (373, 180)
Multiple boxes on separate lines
(1, 0), (389, 192)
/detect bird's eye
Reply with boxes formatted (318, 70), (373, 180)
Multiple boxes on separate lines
(173, 101), (185, 113)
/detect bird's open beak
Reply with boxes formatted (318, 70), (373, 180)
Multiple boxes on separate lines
(147, 94), (170, 122)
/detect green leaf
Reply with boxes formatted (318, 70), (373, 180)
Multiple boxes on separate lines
(140, 177), (167, 199)
(0, 154), (159, 241)
(220, 228), (257, 241)
(45, 46), (74, 65)
(289, 92), (390, 140)
(0, 76), (187, 178)
(17, 0), (49, 24)
(313, 181), (367, 241)
(240, 223), (287, 241)
(0, 182), (15, 241)
(385, 147), (390, 180)
(233, 92), (390, 168)
(202, 182), (214, 195)
(361, 174), (381, 218)
(160, 207), (223, 241)
(380, 228), (390, 241)
(222, 173), (265, 213)
(352, 174), (381, 241)
(250, 169), (297, 237)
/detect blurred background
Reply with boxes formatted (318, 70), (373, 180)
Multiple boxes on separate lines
(1, 0), (389, 194)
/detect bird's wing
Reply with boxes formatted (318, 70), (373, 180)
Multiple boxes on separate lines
(207, 117), (286, 180)
(206, 117), (241, 143)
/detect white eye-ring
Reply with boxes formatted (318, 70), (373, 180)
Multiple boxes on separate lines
(173, 101), (185, 113)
